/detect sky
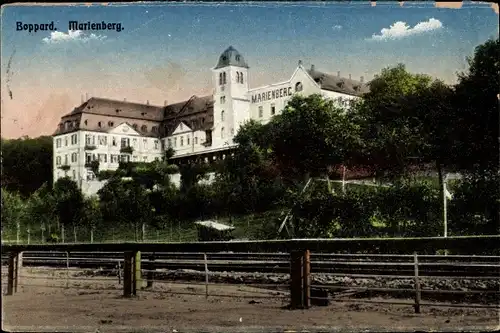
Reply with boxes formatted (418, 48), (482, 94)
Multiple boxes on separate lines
(1, 1), (498, 139)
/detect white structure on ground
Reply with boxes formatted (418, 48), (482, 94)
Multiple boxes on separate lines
(52, 46), (369, 195)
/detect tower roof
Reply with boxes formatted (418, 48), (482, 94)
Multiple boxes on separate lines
(214, 46), (249, 69)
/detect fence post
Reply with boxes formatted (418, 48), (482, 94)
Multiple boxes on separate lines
(66, 251), (70, 288)
(290, 250), (304, 309)
(6, 252), (19, 295)
(13, 252), (20, 293)
(414, 252), (421, 314)
(117, 260), (122, 285)
(134, 251), (142, 293)
(204, 253), (209, 299)
(123, 251), (134, 297)
(146, 253), (155, 288)
(302, 249), (311, 309)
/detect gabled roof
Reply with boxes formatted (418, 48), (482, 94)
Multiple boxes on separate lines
(163, 95), (213, 119)
(195, 220), (235, 231)
(307, 69), (370, 97)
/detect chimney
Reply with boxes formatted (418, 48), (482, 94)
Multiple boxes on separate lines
(124, 98), (127, 102)
(311, 64), (315, 72)
(337, 71), (340, 77)
(164, 100), (168, 106)
(147, 100), (149, 105)
(360, 76), (364, 83)
(81, 95), (83, 103)
(298, 60), (303, 67)
(349, 74), (352, 80)
(85, 93), (88, 100)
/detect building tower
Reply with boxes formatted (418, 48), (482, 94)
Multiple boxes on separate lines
(212, 46), (250, 149)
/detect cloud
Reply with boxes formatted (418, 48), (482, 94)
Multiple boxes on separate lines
(370, 18), (443, 41)
(42, 30), (107, 44)
(332, 25), (342, 30)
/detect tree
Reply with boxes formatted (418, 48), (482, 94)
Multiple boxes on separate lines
(268, 94), (362, 183)
(1, 136), (53, 197)
(1, 188), (27, 241)
(451, 38), (499, 174)
(52, 177), (84, 242)
(97, 178), (153, 241)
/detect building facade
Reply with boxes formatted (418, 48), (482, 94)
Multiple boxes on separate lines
(52, 46), (369, 195)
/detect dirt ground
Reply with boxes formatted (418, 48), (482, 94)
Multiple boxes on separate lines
(2, 267), (499, 332)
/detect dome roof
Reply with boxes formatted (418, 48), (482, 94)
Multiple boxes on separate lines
(214, 46), (249, 69)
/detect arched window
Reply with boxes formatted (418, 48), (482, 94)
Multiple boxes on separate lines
(108, 121), (114, 127)
(84, 120), (88, 126)
(236, 72), (240, 83)
(221, 127), (225, 139)
(219, 73), (223, 85)
(132, 123), (138, 129)
(222, 72), (227, 85)
(240, 72), (244, 84)
(98, 121), (102, 128)
(141, 125), (147, 132)
(295, 82), (303, 92)
(152, 126), (158, 133)
(221, 110), (225, 122)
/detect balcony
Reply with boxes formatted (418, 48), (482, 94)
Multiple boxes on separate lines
(84, 145), (97, 150)
(120, 146), (134, 154)
(58, 165), (70, 171)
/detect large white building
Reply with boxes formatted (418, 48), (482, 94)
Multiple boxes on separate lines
(53, 46), (369, 195)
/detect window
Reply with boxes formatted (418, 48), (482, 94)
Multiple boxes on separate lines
(236, 72), (240, 83)
(98, 121), (102, 128)
(56, 138), (61, 148)
(98, 136), (107, 146)
(120, 155), (130, 162)
(108, 121), (114, 127)
(187, 136), (190, 145)
(56, 156), (61, 165)
(235, 55), (240, 61)
(258, 106), (263, 118)
(132, 124), (138, 130)
(271, 103), (276, 116)
(141, 125), (147, 132)
(112, 137), (117, 146)
(98, 154), (107, 163)
(132, 138), (137, 147)
(222, 72), (227, 85)
(221, 110), (225, 122)
(168, 139), (172, 147)
(71, 153), (77, 163)
(143, 156), (148, 162)
(143, 139), (148, 149)
(65, 138), (68, 146)
(64, 154), (68, 165)
(240, 72), (244, 84)
(86, 153), (92, 163)
(194, 137), (198, 145)
(111, 155), (119, 163)
(219, 73), (223, 85)
(221, 127), (225, 139)
(152, 126), (158, 133)
(295, 82), (303, 92)
(121, 138), (130, 148)
(154, 140), (159, 149)
(84, 120), (88, 126)
(71, 134), (78, 145)
(72, 170), (76, 180)
(174, 137), (177, 147)
(86, 134), (92, 145)
(220, 96), (225, 104)
(180, 136), (184, 146)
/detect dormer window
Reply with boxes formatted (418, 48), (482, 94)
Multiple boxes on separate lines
(84, 120), (88, 126)
(222, 56), (227, 61)
(98, 121), (102, 128)
(152, 126), (158, 133)
(295, 82), (303, 92)
(235, 55), (240, 61)
(132, 123), (138, 129)
(108, 121), (114, 127)
(141, 125), (147, 132)
(337, 81), (345, 88)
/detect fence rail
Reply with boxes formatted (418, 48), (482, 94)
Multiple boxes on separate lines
(2, 237), (500, 313)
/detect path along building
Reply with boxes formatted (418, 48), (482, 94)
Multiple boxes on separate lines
(52, 46), (370, 196)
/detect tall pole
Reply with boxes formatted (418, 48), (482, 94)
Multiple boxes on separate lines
(443, 173), (448, 238)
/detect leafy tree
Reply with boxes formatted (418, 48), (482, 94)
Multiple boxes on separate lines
(52, 177), (84, 241)
(451, 38), (499, 174)
(25, 183), (58, 237)
(1, 188), (27, 240)
(97, 178), (153, 241)
(1, 136), (53, 197)
(268, 94), (362, 181)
